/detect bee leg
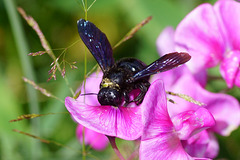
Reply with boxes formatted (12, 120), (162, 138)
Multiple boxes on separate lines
(123, 91), (130, 107)
(133, 81), (150, 105)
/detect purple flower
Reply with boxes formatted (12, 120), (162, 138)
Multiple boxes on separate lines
(174, 0), (240, 88)
(65, 72), (143, 140)
(76, 125), (109, 151)
(154, 25), (240, 158)
(140, 79), (215, 160)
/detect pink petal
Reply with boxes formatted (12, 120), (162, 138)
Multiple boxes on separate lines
(156, 26), (176, 56)
(167, 68), (240, 137)
(151, 65), (207, 89)
(171, 108), (215, 140)
(214, 0), (240, 51)
(204, 132), (219, 158)
(182, 130), (209, 158)
(76, 72), (103, 106)
(183, 130), (219, 159)
(140, 136), (194, 160)
(65, 97), (142, 140)
(141, 80), (171, 140)
(206, 93), (240, 136)
(155, 67), (240, 136)
(150, 65), (188, 90)
(156, 26), (207, 87)
(161, 73), (204, 116)
(76, 125), (109, 151)
(76, 125), (89, 144)
(140, 80), (193, 160)
(175, 3), (225, 73)
(220, 50), (240, 88)
(192, 69), (207, 88)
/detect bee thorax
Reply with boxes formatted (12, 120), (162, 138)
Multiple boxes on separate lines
(100, 78), (120, 90)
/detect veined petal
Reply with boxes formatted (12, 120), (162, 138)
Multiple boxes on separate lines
(140, 136), (194, 160)
(214, 0), (240, 50)
(175, 3), (225, 73)
(172, 108), (215, 140)
(140, 80), (193, 160)
(141, 80), (171, 141)
(65, 97), (142, 140)
(220, 50), (240, 88)
(66, 71), (146, 140)
(76, 125), (109, 151)
(156, 26), (176, 56)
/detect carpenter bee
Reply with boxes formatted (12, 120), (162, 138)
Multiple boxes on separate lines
(77, 19), (191, 107)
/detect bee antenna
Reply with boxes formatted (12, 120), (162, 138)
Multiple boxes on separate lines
(79, 93), (98, 96)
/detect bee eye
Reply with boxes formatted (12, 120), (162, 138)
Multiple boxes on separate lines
(98, 88), (122, 106)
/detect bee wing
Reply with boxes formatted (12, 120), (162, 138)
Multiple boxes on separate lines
(128, 52), (191, 82)
(77, 19), (115, 72)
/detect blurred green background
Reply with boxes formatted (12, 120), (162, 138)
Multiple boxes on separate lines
(1, 0), (239, 159)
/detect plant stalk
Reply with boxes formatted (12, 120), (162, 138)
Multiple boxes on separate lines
(3, 0), (41, 159)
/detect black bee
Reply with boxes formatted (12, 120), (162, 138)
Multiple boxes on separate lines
(77, 19), (191, 107)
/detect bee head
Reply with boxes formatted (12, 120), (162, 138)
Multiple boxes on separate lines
(97, 88), (122, 107)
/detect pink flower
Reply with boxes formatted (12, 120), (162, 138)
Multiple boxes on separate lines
(153, 65), (240, 158)
(65, 72), (143, 140)
(154, 25), (240, 158)
(140, 79), (215, 160)
(76, 125), (108, 151)
(174, 0), (240, 88)
(157, 27), (207, 87)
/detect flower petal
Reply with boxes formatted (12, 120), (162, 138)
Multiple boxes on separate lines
(157, 72), (205, 117)
(151, 65), (207, 89)
(171, 108), (215, 140)
(65, 97), (142, 140)
(140, 136), (194, 160)
(155, 26), (208, 87)
(204, 131), (219, 158)
(76, 125), (109, 151)
(150, 66), (188, 90)
(156, 26), (176, 56)
(182, 130), (219, 159)
(175, 3), (225, 73)
(206, 94), (240, 136)
(214, 0), (240, 51)
(76, 72), (103, 105)
(220, 50), (240, 88)
(154, 66), (240, 136)
(140, 80), (193, 160)
(66, 71), (144, 140)
(141, 80), (171, 140)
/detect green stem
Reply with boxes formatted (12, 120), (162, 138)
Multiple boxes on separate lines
(107, 136), (125, 160)
(81, 1), (88, 160)
(3, 0), (41, 159)
(43, 45), (74, 96)
(82, 126), (86, 160)
(85, 0), (88, 20)
(17, 7), (75, 97)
